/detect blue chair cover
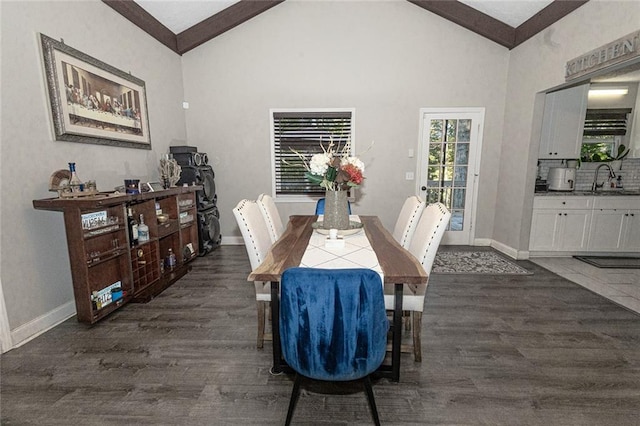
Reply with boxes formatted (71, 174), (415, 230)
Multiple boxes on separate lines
(315, 198), (352, 215)
(279, 268), (388, 382)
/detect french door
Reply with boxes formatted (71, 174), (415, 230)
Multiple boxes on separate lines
(417, 108), (484, 245)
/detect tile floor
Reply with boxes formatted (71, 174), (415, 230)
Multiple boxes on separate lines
(531, 256), (640, 314)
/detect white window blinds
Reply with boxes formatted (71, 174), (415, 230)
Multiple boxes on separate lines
(272, 110), (354, 197)
(583, 108), (632, 136)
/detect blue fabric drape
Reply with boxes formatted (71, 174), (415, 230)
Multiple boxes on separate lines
(279, 268), (388, 382)
(314, 198), (352, 215)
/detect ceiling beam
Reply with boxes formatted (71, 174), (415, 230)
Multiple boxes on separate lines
(103, 0), (589, 54)
(102, 0), (178, 54)
(177, 1), (285, 54)
(407, 0), (515, 48)
(514, 0), (589, 48)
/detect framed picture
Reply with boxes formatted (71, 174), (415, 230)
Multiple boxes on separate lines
(40, 34), (151, 149)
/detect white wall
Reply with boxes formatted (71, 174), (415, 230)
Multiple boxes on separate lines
(495, 0), (640, 256)
(0, 1), (187, 345)
(181, 0), (509, 241)
(2, 0), (637, 347)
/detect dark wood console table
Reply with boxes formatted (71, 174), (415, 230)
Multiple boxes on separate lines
(33, 186), (201, 324)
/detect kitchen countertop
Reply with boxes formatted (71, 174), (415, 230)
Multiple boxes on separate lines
(535, 190), (640, 196)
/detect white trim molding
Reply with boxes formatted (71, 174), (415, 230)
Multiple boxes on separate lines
(9, 301), (76, 351)
(0, 279), (12, 353)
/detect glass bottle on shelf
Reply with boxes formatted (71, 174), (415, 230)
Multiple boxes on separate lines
(127, 208), (139, 247)
(138, 214), (150, 242)
(166, 248), (176, 270)
(68, 162), (82, 192)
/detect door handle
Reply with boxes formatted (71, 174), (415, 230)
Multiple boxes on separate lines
(421, 186), (427, 191)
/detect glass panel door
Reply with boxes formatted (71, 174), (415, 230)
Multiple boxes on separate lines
(419, 109), (484, 244)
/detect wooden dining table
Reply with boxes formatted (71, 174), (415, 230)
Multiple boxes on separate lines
(248, 215), (428, 382)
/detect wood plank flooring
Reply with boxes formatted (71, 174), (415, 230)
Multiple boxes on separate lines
(2, 246), (639, 425)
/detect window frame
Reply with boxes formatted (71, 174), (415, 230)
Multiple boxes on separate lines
(270, 108), (356, 202)
(581, 135), (619, 160)
(580, 108), (631, 161)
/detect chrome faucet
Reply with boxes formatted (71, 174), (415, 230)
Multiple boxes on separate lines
(592, 163), (616, 192)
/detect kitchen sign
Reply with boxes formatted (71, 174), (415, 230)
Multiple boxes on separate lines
(566, 30), (640, 81)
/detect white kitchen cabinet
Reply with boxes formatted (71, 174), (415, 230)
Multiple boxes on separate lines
(588, 209), (625, 250)
(529, 197), (592, 251)
(622, 210), (640, 250)
(589, 197), (640, 251)
(539, 84), (589, 159)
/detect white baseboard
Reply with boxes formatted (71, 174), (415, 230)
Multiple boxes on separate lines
(489, 240), (530, 260)
(9, 301), (76, 351)
(472, 238), (492, 246)
(222, 236), (243, 245)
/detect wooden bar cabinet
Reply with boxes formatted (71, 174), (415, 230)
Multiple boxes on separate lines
(33, 186), (200, 324)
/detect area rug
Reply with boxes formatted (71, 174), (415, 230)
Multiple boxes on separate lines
(432, 251), (532, 275)
(573, 256), (640, 269)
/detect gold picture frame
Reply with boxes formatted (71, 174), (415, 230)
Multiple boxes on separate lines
(40, 33), (151, 149)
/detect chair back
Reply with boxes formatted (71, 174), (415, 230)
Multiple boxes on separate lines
(392, 196), (426, 248)
(232, 199), (273, 270)
(279, 268), (388, 381)
(257, 193), (284, 243)
(408, 202), (451, 274)
(315, 198), (352, 215)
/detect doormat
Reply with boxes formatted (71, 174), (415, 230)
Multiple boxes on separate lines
(573, 256), (640, 269)
(432, 251), (532, 275)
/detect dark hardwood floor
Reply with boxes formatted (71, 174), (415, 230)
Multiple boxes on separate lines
(2, 245), (639, 425)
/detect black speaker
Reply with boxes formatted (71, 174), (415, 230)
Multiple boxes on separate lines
(198, 206), (221, 255)
(177, 165), (216, 210)
(173, 152), (208, 167)
(169, 145), (197, 154)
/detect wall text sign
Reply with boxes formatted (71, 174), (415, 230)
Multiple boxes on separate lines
(566, 30), (640, 81)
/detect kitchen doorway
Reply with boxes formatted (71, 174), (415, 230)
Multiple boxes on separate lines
(417, 108), (484, 245)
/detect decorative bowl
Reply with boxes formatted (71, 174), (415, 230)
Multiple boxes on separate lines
(157, 214), (169, 224)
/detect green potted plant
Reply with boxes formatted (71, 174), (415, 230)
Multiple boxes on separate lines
(609, 144), (630, 170)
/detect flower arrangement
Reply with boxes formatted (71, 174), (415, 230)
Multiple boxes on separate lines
(297, 139), (366, 191)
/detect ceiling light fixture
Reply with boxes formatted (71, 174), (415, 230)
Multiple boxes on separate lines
(588, 88), (629, 96)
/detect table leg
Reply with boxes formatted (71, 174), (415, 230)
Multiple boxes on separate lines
(392, 282), (404, 382)
(270, 280), (283, 374)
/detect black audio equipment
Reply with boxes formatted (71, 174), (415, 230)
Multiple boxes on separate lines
(198, 206), (221, 255)
(177, 165), (216, 210)
(171, 146), (220, 256)
(173, 151), (209, 167)
(169, 145), (197, 154)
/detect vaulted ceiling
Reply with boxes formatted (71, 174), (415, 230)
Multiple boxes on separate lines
(102, 0), (589, 55)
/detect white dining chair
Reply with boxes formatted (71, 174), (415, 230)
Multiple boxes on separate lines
(385, 202), (451, 362)
(392, 195), (426, 248)
(257, 193), (284, 244)
(232, 199), (274, 348)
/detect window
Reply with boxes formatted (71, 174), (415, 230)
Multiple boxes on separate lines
(271, 109), (355, 199)
(581, 135), (618, 161)
(581, 108), (631, 161)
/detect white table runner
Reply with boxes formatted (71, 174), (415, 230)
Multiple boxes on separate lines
(299, 216), (384, 281)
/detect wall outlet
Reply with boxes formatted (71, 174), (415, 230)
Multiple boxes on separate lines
(405, 172), (414, 180)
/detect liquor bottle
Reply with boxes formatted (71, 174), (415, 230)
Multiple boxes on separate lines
(68, 162), (82, 192)
(127, 208), (138, 247)
(166, 248), (176, 270)
(138, 214), (150, 242)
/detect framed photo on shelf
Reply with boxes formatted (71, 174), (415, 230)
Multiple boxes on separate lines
(40, 33), (151, 149)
